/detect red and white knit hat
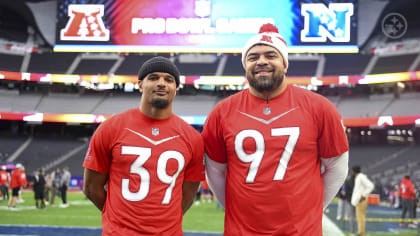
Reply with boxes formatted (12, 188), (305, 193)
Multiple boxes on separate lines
(241, 23), (288, 69)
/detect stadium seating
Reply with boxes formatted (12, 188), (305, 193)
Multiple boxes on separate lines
(0, 53), (22, 72)
(350, 145), (420, 187)
(337, 94), (394, 117)
(0, 89), (19, 112)
(27, 52), (78, 74)
(36, 93), (103, 114)
(173, 95), (219, 116)
(0, 136), (27, 162)
(371, 54), (418, 74)
(56, 144), (89, 177)
(2, 88), (420, 119)
(90, 93), (139, 115)
(323, 54), (372, 76)
(115, 54), (157, 75)
(14, 137), (86, 175)
(382, 92), (420, 116)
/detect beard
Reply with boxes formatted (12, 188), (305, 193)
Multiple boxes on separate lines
(246, 67), (284, 93)
(151, 97), (169, 109)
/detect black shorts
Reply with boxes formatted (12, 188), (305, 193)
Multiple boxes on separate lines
(12, 187), (20, 196)
(34, 190), (45, 200)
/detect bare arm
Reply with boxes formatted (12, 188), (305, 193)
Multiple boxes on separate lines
(83, 168), (108, 211)
(181, 181), (200, 214)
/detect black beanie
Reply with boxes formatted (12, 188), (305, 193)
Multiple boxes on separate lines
(137, 56), (180, 87)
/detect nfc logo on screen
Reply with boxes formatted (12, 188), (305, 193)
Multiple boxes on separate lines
(301, 3), (354, 42)
(60, 4), (110, 41)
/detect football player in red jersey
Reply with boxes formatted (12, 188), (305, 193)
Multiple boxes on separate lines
(0, 166), (10, 201)
(202, 23), (349, 235)
(8, 163), (26, 209)
(83, 57), (204, 235)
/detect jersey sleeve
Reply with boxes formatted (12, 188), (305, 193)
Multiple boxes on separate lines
(183, 131), (205, 182)
(316, 97), (349, 159)
(409, 182), (415, 196)
(83, 119), (114, 175)
(201, 105), (227, 163)
(20, 172), (27, 186)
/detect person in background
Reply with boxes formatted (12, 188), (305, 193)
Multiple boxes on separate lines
(393, 184), (401, 208)
(194, 183), (202, 206)
(50, 168), (61, 206)
(33, 169), (46, 209)
(44, 173), (52, 205)
(399, 175), (416, 228)
(0, 166), (10, 201)
(414, 186), (419, 220)
(60, 167), (71, 208)
(336, 185), (346, 221)
(201, 179), (213, 203)
(83, 56), (204, 235)
(8, 163), (27, 209)
(344, 172), (357, 236)
(202, 23), (349, 235)
(16, 165), (26, 203)
(351, 166), (374, 236)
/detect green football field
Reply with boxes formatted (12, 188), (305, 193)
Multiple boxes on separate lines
(0, 191), (417, 236)
(0, 191), (225, 232)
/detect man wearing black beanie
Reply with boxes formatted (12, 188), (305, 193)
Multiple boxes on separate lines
(83, 56), (204, 235)
(137, 56), (180, 110)
(138, 56), (180, 87)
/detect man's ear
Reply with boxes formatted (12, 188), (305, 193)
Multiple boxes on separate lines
(283, 60), (288, 74)
(138, 80), (143, 93)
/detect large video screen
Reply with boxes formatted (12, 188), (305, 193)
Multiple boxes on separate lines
(54, 0), (358, 53)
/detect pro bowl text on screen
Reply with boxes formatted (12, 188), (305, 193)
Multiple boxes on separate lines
(54, 0), (358, 53)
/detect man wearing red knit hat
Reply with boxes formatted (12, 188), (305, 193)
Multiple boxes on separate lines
(202, 23), (349, 235)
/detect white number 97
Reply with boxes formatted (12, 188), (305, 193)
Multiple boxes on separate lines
(234, 127), (300, 183)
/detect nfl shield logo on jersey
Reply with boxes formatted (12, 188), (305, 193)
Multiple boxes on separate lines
(152, 128), (159, 136)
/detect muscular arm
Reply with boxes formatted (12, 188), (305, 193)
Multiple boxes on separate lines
(181, 181), (200, 214)
(321, 151), (349, 210)
(83, 168), (108, 211)
(205, 154), (227, 208)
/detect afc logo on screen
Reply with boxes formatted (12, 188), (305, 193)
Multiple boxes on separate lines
(60, 4), (110, 41)
(301, 3), (354, 42)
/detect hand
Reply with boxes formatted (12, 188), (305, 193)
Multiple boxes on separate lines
(359, 196), (366, 203)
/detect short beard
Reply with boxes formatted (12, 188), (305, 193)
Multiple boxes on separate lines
(151, 97), (169, 109)
(246, 70), (284, 93)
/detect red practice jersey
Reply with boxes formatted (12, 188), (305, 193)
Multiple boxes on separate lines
(202, 85), (349, 235)
(0, 170), (9, 186)
(10, 169), (26, 189)
(83, 109), (204, 235)
(400, 177), (415, 200)
(20, 172), (27, 187)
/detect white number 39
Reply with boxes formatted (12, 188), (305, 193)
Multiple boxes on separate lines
(120, 146), (185, 204)
(234, 127), (300, 183)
